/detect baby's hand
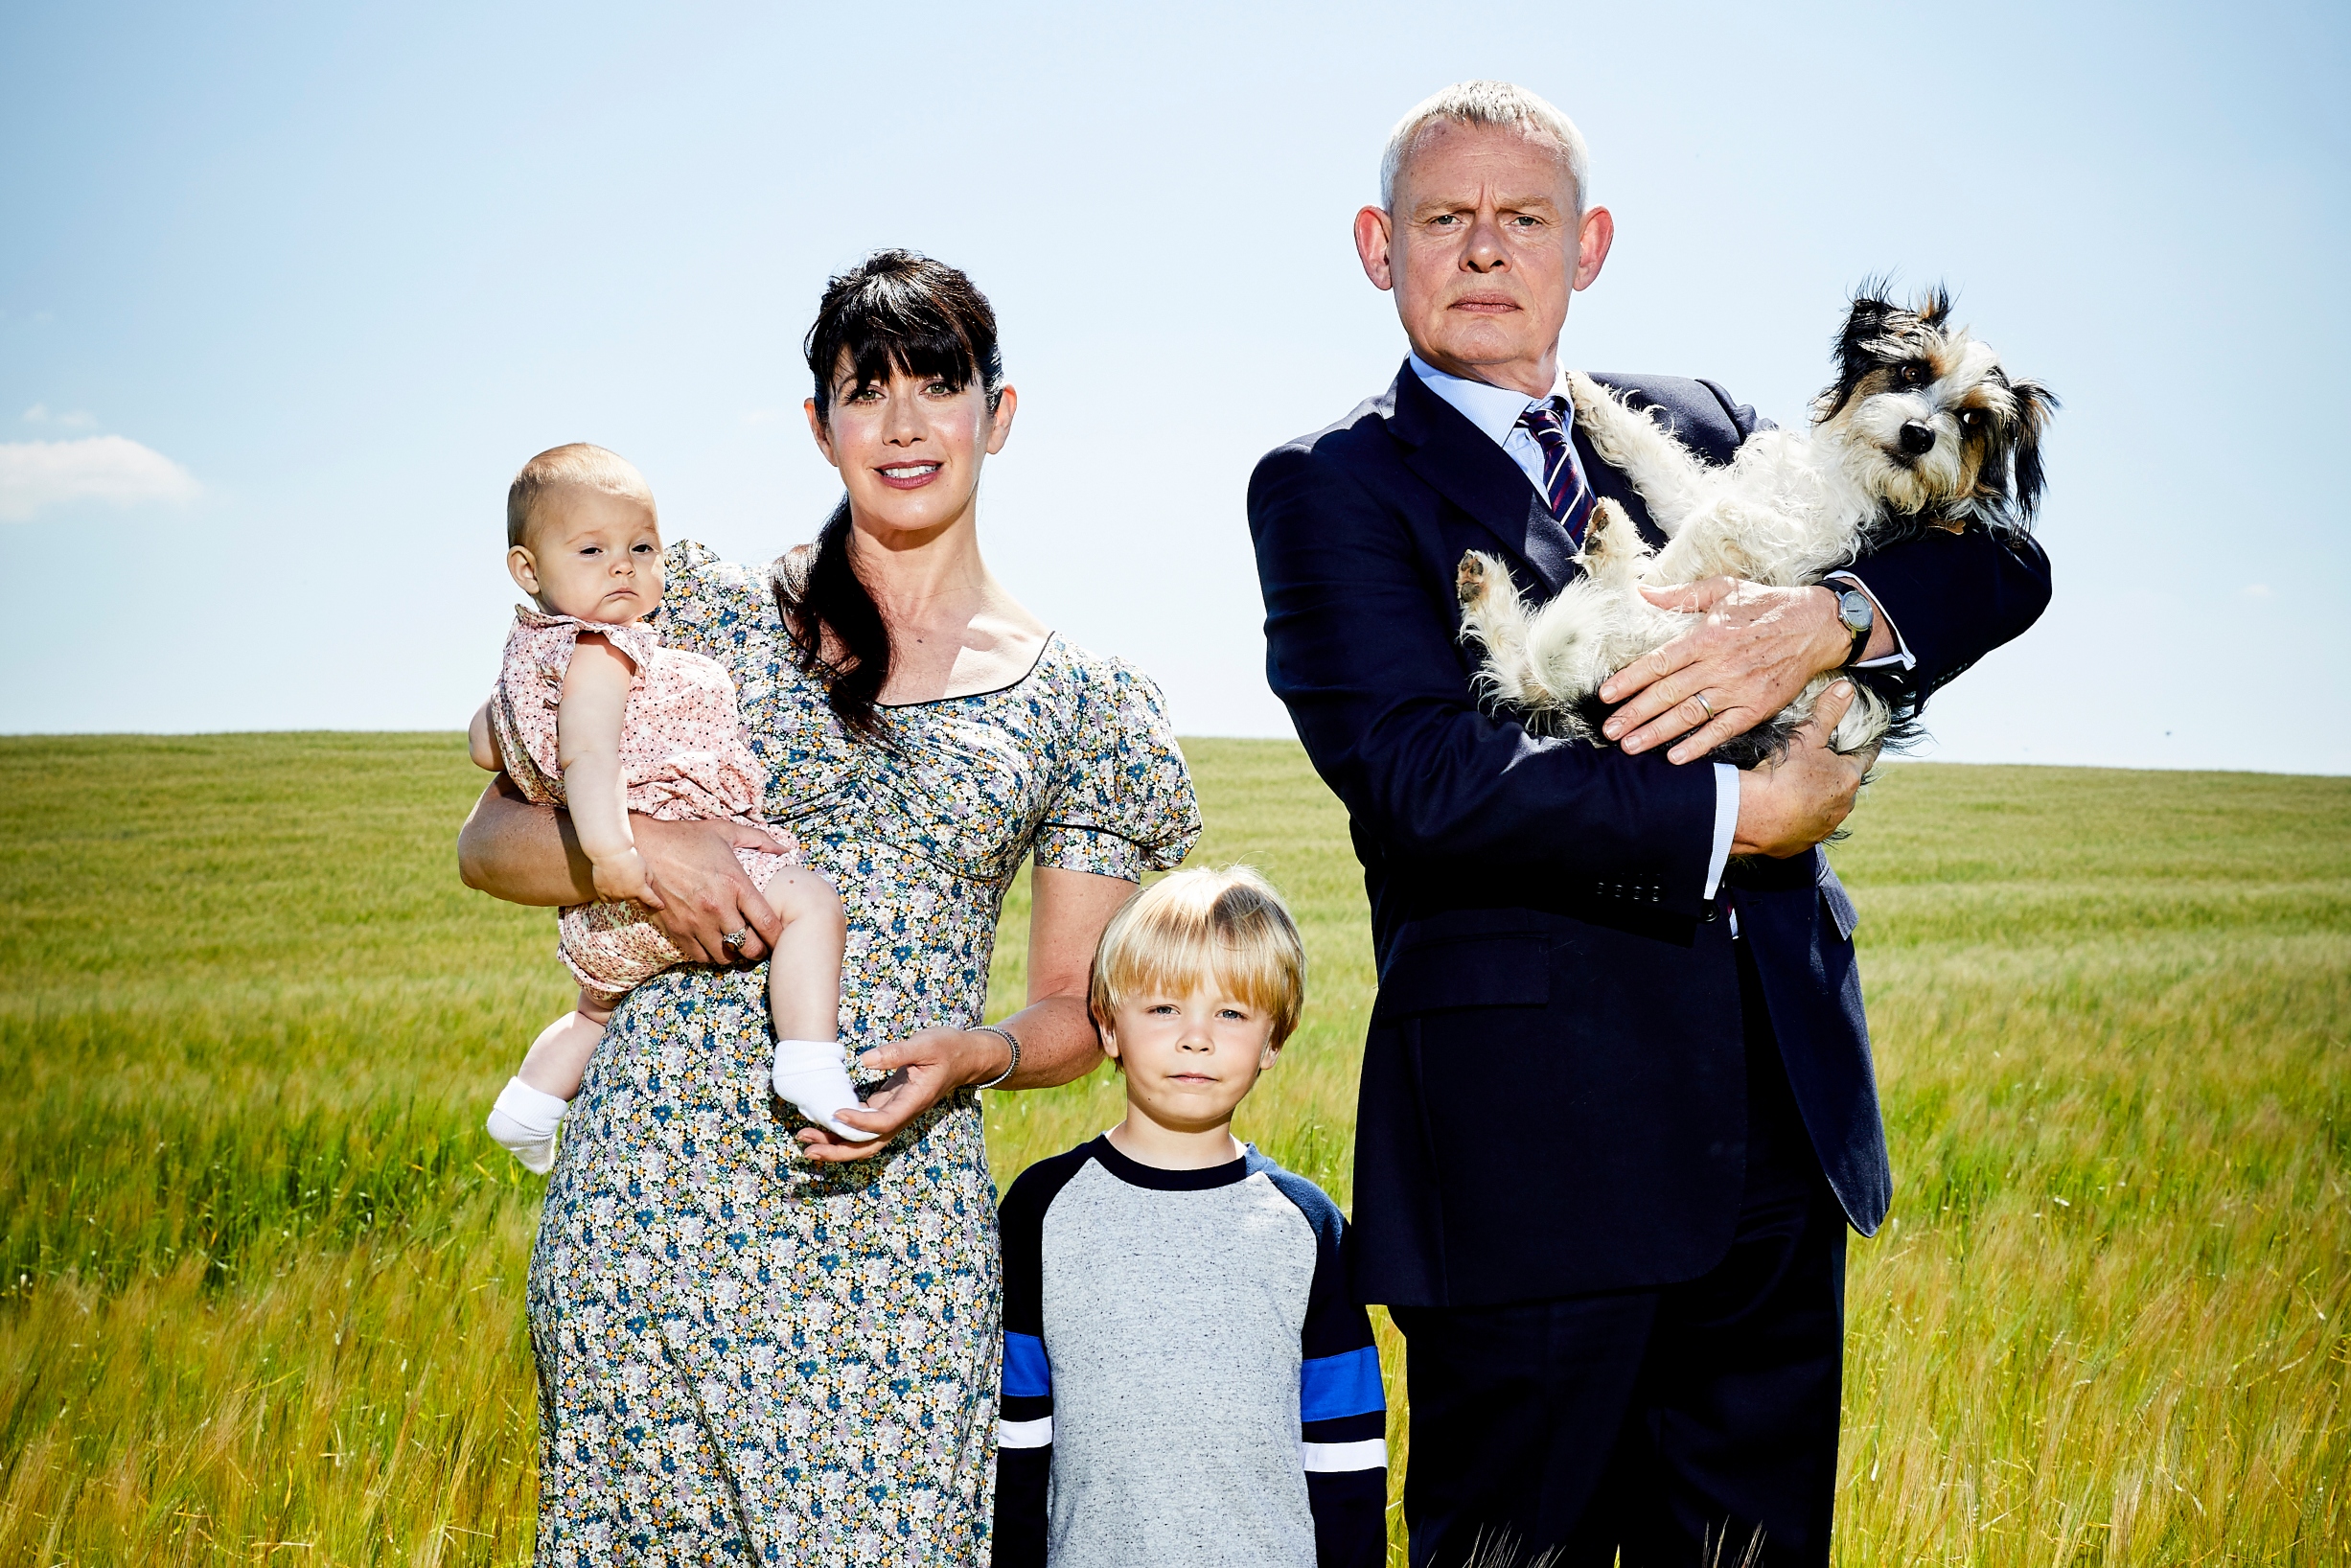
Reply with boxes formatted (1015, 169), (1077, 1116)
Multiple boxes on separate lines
(591, 848), (657, 906)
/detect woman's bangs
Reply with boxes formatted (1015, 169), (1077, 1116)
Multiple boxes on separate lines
(831, 301), (979, 401)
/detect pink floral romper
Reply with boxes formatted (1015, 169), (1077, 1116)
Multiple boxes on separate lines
(488, 606), (799, 1003)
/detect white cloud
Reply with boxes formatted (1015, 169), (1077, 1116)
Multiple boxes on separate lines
(0, 436), (201, 520)
(21, 404), (99, 429)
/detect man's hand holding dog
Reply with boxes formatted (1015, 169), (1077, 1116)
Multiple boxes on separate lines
(1598, 577), (1894, 763)
(1730, 680), (1876, 857)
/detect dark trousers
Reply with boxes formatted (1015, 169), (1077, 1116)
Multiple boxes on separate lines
(1393, 944), (1848, 1568)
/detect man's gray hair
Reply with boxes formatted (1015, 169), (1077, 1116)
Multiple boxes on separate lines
(1379, 81), (1591, 212)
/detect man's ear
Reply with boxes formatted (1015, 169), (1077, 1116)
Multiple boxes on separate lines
(804, 399), (838, 469)
(506, 545), (541, 597)
(1572, 205), (1615, 292)
(1353, 206), (1395, 291)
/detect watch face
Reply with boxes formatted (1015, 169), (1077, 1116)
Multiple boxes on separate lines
(1839, 590), (1872, 632)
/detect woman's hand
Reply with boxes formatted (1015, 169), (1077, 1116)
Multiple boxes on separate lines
(795, 1026), (1015, 1163)
(457, 777), (787, 959)
(634, 816), (788, 963)
(792, 865), (1138, 1164)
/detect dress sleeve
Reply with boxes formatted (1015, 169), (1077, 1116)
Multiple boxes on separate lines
(649, 540), (776, 670)
(1031, 654), (1203, 883)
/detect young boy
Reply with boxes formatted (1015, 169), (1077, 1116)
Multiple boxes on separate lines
(991, 866), (1387, 1568)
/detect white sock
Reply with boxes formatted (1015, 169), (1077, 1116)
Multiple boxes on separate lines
(771, 1038), (878, 1142)
(487, 1077), (570, 1174)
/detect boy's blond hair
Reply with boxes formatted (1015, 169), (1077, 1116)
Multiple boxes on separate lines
(506, 443), (656, 547)
(1089, 866), (1306, 1049)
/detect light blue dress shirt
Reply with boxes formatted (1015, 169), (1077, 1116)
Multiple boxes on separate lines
(1406, 354), (1744, 900)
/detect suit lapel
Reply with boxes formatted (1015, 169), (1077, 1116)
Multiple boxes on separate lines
(1386, 363), (1580, 595)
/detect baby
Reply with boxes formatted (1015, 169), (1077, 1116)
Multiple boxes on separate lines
(469, 442), (872, 1170)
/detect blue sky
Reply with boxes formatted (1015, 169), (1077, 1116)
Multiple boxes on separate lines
(4, 2), (2346, 772)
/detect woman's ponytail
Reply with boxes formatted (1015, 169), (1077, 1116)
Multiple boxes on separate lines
(778, 498), (893, 744)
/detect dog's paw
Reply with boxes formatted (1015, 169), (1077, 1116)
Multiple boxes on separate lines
(1456, 549), (1504, 608)
(1574, 498), (1647, 581)
(1564, 369), (1613, 423)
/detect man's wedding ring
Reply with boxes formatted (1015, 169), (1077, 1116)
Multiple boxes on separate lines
(1694, 693), (1716, 720)
(722, 929), (749, 951)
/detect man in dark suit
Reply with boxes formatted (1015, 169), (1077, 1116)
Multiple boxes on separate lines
(1246, 82), (2051, 1567)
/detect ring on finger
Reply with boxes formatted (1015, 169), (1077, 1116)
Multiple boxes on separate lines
(722, 928), (749, 951)
(1694, 692), (1716, 721)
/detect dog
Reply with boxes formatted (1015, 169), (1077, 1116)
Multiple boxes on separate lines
(1455, 286), (2055, 768)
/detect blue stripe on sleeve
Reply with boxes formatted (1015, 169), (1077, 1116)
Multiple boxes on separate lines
(1003, 1331), (1051, 1398)
(1300, 1346), (1384, 1422)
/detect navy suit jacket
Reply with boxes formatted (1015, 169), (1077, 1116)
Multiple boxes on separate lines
(1247, 362), (2051, 1307)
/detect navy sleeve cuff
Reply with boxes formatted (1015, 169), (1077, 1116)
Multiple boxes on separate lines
(1307, 1468), (1389, 1568)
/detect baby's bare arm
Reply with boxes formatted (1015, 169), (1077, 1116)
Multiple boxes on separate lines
(556, 635), (649, 900)
(469, 700), (503, 772)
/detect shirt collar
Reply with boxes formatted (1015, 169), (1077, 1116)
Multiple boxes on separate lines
(1407, 352), (1572, 447)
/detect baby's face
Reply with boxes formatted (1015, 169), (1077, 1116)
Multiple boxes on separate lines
(509, 485), (663, 623)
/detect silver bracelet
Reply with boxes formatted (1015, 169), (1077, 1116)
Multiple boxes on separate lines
(969, 1024), (1021, 1092)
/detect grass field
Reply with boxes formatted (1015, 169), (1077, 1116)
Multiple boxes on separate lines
(2, 734), (2345, 1565)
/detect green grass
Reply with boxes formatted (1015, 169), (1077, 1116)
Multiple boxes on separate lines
(1, 735), (2345, 1564)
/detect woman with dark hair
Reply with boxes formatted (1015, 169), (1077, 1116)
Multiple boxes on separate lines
(457, 249), (1200, 1564)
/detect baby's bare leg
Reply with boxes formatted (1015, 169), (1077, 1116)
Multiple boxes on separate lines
(761, 867), (846, 1043)
(760, 866), (874, 1141)
(488, 989), (620, 1174)
(516, 991), (619, 1101)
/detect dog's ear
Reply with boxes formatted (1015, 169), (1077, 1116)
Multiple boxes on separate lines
(2005, 379), (2059, 520)
(1819, 284), (1904, 419)
(1838, 280), (1904, 354)
(1914, 284), (1953, 330)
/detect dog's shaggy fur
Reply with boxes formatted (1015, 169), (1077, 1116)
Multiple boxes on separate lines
(1456, 287), (2055, 767)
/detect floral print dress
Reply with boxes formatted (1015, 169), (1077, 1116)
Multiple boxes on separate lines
(526, 543), (1201, 1566)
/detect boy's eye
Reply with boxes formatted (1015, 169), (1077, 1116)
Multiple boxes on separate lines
(579, 545), (601, 557)
(633, 542), (657, 554)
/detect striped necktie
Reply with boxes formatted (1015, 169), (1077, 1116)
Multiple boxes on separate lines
(1517, 399), (1596, 546)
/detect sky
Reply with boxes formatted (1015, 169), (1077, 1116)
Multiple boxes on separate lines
(4, 1), (2347, 772)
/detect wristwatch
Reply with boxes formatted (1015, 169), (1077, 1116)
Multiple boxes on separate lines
(1832, 587), (1875, 666)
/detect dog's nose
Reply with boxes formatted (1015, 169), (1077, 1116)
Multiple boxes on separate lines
(1899, 421), (1936, 456)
